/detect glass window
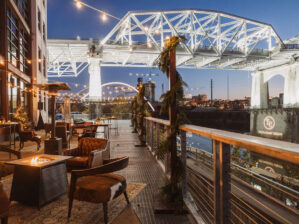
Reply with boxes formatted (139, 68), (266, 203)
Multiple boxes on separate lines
(43, 55), (46, 77)
(38, 48), (42, 72)
(7, 8), (29, 73)
(43, 22), (46, 41)
(14, 0), (30, 23)
(38, 9), (41, 32)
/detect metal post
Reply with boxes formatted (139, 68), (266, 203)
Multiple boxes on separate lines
(156, 123), (160, 151)
(51, 95), (56, 139)
(213, 140), (231, 224)
(180, 130), (187, 199)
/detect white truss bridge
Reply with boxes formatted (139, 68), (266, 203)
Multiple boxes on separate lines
(47, 9), (299, 108)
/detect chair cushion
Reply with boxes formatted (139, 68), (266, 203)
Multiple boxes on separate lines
(66, 157), (89, 168)
(71, 173), (126, 203)
(0, 162), (14, 179)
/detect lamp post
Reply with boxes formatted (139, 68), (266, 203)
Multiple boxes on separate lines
(35, 83), (71, 155)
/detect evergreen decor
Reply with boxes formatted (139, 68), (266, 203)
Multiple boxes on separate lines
(13, 106), (31, 129)
(136, 83), (147, 145)
(156, 36), (188, 209)
(131, 96), (138, 133)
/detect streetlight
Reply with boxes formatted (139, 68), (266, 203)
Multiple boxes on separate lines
(75, 0), (82, 9)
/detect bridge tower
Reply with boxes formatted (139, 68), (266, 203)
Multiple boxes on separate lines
(88, 58), (102, 101)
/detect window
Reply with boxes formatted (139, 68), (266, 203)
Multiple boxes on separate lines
(8, 74), (18, 117)
(43, 55), (46, 77)
(19, 28), (29, 73)
(14, 0), (30, 23)
(7, 9), (19, 67)
(38, 48), (42, 72)
(7, 8), (29, 73)
(38, 9), (41, 32)
(43, 22), (46, 41)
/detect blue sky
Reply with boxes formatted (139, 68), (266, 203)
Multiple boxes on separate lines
(47, 0), (299, 100)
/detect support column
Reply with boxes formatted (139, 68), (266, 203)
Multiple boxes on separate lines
(251, 71), (268, 109)
(284, 65), (298, 108)
(88, 58), (102, 101)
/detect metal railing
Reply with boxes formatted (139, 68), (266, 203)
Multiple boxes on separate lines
(144, 117), (299, 224)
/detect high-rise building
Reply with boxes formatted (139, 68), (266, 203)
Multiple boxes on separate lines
(0, 0), (48, 124)
(144, 80), (155, 103)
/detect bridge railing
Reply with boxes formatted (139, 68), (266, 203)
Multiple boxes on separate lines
(145, 116), (299, 224)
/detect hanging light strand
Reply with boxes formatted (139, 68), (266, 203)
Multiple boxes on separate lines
(74, 0), (121, 21)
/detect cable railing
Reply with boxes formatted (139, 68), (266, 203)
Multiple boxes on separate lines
(144, 116), (299, 224)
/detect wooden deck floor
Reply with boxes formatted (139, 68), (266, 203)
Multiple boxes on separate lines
(110, 121), (192, 224)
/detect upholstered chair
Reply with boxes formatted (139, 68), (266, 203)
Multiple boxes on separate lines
(0, 147), (21, 224)
(68, 157), (129, 224)
(64, 137), (109, 171)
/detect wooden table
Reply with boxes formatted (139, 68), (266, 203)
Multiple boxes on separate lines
(6, 154), (72, 208)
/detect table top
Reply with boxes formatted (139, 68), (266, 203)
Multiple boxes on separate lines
(6, 154), (72, 168)
(0, 122), (18, 126)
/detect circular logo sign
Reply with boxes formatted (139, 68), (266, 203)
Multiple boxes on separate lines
(264, 116), (275, 130)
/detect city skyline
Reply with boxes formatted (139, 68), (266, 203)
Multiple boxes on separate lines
(48, 0), (298, 100)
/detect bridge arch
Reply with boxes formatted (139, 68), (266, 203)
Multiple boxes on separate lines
(83, 81), (155, 111)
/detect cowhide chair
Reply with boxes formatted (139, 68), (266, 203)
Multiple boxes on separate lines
(68, 157), (129, 224)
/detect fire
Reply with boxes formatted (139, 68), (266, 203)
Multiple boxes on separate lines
(31, 157), (39, 164)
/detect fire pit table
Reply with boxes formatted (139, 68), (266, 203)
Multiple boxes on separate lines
(6, 154), (72, 208)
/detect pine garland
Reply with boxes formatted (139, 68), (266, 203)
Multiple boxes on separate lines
(136, 83), (147, 144)
(156, 36), (188, 209)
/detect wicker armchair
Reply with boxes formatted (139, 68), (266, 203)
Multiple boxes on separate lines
(64, 138), (109, 171)
(18, 124), (41, 151)
(0, 147), (21, 224)
(68, 157), (129, 224)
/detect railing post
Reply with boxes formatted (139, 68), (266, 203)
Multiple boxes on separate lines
(156, 123), (160, 152)
(164, 125), (170, 174)
(150, 121), (154, 151)
(180, 130), (187, 199)
(213, 140), (231, 224)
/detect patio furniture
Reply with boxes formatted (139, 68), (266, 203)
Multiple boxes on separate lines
(0, 147), (21, 224)
(55, 126), (70, 149)
(44, 123), (52, 137)
(6, 155), (72, 209)
(64, 138), (109, 171)
(18, 124), (41, 151)
(68, 157), (129, 224)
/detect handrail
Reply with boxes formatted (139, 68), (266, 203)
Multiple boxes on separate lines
(146, 117), (299, 164)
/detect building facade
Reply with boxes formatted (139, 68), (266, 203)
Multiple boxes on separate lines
(0, 0), (48, 125)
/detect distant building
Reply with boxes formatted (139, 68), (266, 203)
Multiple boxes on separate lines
(184, 93), (192, 100)
(144, 80), (155, 103)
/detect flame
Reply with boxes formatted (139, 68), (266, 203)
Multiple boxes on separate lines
(31, 157), (39, 164)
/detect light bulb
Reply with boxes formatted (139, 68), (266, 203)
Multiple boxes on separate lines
(147, 42), (152, 48)
(101, 13), (107, 22)
(75, 1), (82, 9)
(155, 29), (160, 35)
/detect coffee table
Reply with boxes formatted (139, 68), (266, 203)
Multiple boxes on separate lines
(6, 154), (72, 208)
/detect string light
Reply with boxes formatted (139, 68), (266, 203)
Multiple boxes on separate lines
(147, 42), (152, 48)
(101, 13), (107, 22)
(75, 1), (82, 9)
